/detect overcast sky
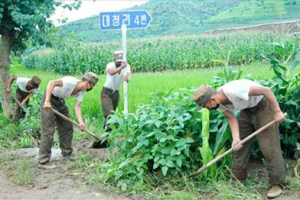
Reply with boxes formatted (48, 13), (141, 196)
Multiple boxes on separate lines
(51, 0), (148, 26)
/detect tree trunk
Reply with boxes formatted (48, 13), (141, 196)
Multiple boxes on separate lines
(0, 27), (13, 118)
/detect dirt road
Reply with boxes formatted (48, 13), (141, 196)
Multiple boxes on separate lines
(0, 147), (131, 200)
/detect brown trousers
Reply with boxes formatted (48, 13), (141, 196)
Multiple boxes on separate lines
(232, 98), (285, 186)
(100, 87), (119, 127)
(39, 93), (73, 164)
(13, 88), (30, 122)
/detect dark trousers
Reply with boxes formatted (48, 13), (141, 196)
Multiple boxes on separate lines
(13, 88), (30, 122)
(101, 87), (119, 125)
(232, 98), (285, 186)
(39, 93), (73, 164)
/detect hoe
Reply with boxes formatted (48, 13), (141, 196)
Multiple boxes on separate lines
(187, 113), (288, 178)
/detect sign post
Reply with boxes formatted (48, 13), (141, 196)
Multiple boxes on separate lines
(99, 10), (152, 115)
(121, 24), (128, 114)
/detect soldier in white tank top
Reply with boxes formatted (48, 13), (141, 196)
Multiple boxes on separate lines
(38, 72), (99, 168)
(193, 79), (286, 198)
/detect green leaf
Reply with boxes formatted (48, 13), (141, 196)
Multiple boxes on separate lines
(160, 137), (167, 143)
(153, 162), (159, 169)
(154, 156), (160, 162)
(176, 159), (182, 167)
(166, 159), (175, 168)
(162, 166), (168, 176)
(175, 138), (185, 147)
(288, 51), (300, 74)
(213, 120), (231, 155)
(158, 159), (166, 165)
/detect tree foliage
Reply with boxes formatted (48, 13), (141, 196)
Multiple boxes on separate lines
(0, 0), (81, 117)
(0, 0), (81, 54)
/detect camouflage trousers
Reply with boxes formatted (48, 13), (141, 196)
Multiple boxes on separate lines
(232, 98), (285, 186)
(38, 93), (73, 164)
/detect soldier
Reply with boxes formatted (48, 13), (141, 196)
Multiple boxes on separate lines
(6, 75), (41, 122)
(193, 79), (285, 199)
(99, 50), (131, 147)
(38, 72), (98, 169)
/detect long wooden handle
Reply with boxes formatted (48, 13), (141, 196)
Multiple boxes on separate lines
(186, 113), (287, 178)
(15, 98), (24, 108)
(15, 94), (31, 109)
(50, 108), (100, 140)
(21, 94), (31, 105)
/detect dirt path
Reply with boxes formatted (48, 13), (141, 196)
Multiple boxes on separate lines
(0, 146), (131, 200)
(0, 145), (299, 200)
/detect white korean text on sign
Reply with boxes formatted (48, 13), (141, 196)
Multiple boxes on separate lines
(99, 10), (152, 31)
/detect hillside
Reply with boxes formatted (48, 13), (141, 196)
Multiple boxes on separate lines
(59, 0), (300, 42)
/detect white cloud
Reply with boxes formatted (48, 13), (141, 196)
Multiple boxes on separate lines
(51, 0), (148, 26)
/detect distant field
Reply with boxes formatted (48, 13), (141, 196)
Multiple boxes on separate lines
(22, 32), (296, 75)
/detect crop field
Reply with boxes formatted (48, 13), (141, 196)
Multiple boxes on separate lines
(1, 31), (300, 199)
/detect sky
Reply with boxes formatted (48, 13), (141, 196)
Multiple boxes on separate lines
(51, 0), (149, 26)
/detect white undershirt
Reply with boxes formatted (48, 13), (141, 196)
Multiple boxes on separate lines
(217, 79), (263, 112)
(103, 62), (131, 91)
(52, 76), (85, 102)
(16, 77), (39, 93)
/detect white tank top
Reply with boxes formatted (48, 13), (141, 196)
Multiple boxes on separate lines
(52, 76), (85, 102)
(103, 62), (131, 91)
(217, 79), (263, 112)
(16, 77), (39, 93)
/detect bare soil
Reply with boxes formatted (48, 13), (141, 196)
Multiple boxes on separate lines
(0, 140), (299, 200)
(248, 159), (300, 200)
(0, 140), (132, 200)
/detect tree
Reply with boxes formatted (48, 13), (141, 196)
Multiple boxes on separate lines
(0, 0), (81, 118)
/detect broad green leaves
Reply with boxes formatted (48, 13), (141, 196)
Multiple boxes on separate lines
(262, 38), (300, 156)
(199, 108), (216, 177)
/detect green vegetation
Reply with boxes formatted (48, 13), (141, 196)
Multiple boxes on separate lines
(22, 32), (298, 75)
(209, 0), (300, 23)
(58, 0), (300, 42)
(1, 1), (300, 199)
(1, 58), (300, 199)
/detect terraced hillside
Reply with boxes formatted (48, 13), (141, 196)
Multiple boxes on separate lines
(59, 0), (300, 42)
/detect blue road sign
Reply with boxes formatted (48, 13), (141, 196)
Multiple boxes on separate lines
(99, 10), (152, 31)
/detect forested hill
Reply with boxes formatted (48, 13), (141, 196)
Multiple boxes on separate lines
(59, 0), (300, 42)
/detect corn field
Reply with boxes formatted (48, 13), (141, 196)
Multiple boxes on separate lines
(22, 32), (297, 75)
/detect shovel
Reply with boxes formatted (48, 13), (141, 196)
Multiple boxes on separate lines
(186, 113), (287, 178)
(50, 108), (105, 148)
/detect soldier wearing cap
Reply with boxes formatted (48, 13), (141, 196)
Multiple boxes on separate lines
(100, 50), (131, 145)
(38, 72), (98, 169)
(193, 79), (285, 199)
(6, 75), (41, 122)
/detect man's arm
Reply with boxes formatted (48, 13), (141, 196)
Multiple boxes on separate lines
(223, 110), (242, 151)
(6, 76), (18, 92)
(248, 85), (285, 122)
(74, 100), (85, 131)
(43, 79), (63, 109)
(124, 71), (131, 82)
(107, 61), (127, 75)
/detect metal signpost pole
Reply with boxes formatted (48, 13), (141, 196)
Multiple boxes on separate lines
(122, 24), (128, 115)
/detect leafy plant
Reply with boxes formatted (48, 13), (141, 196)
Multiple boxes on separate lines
(262, 39), (300, 156)
(102, 89), (202, 190)
(199, 108), (216, 178)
